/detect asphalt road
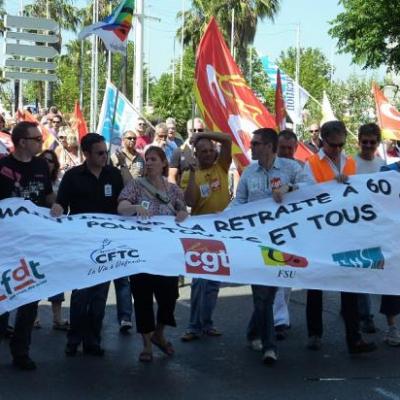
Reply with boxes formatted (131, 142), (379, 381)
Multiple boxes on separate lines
(1, 284), (399, 400)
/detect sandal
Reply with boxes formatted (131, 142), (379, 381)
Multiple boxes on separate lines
(139, 351), (153, 363)
(151, 337), (175, 356)
(53, 321), (70, 331)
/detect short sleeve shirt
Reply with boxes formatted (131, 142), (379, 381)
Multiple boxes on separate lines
(0, 155), (52, 206)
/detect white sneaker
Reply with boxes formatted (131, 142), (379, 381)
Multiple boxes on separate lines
(384, 327), (400, 347)
(263, 349), (278, 364)
(247, 339), (263, 352)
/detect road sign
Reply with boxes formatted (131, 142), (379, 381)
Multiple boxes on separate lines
(3, 15), (59, 83)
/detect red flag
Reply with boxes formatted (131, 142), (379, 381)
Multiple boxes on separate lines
(275, 69), (286, 131)
(73, 101), (88, 141)
(373, 82), (400, 140)
(294, 141), (313, 163)
(195, 17), (276, 174)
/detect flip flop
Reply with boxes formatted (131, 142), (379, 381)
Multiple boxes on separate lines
(139, 351), (153, 363)
(151, 337), (175, 356)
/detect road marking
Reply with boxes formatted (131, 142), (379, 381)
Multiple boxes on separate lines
(374, 388), (400, 400)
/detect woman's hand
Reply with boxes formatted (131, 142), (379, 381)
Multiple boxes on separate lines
(175, 210), (189, 223)
(335, 174), (349, 183)
(135, 205), (151, 220)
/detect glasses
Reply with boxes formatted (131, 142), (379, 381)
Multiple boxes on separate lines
(58, 135), (66, 140)
(309, 129), (319, 133)
(250, 141), (263, 147)
(189, 128), (204, 133)
(361, 140), (378, 146)
(125, 137), (137, 141)
(23, 136), (43, 143)
(94, 150), (108, 156)
(325, 140), (345, 148)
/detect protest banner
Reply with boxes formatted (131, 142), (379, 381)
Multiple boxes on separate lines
(1, 171), (400, 313)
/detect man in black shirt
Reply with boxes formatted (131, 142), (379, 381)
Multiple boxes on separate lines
(0, 121), (56, 370)
(53, 133), (123, 357)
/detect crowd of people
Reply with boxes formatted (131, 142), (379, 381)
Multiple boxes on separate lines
(0, 109), (399, 371)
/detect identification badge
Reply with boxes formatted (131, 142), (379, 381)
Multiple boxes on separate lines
(141, 200), (150, 210)
(199, 183), (210, 198)
(104, 184), (112, 197)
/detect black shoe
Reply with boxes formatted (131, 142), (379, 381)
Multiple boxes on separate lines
(65, 343), (78, 356)
(275, 324), (289, 341)
(12, 356), (36, 371)
(83, 346), (105, 356)
(348, 340), (377, 354)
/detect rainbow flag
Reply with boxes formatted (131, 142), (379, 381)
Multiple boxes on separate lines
(195, 18), (276, 174)
(78, 0), (134, 55)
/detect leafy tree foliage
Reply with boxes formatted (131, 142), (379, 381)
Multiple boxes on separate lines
(329, 0), (400, 71)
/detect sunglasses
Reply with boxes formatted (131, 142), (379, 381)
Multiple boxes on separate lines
(325, 140), (345, 148)
(361, 140), (378, 146)
(190, 128), (204, 133)
(94, 150), (108, 156)
(23, 136), (43, 143)
(125, 137), (137, 141)
(250, 141), (263, 147)
(309, 129), (319, 133)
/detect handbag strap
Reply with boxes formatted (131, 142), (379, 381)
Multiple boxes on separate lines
(137, 177), (176, 214)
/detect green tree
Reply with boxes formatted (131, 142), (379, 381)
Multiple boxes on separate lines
(277, 47), (332, 101)
(0, 0), (5, 35)
(178, 0), (280, 69)
(329, 0), (400, 71)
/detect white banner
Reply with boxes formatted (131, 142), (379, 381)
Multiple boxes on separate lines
(1, 171), (400, 313)
(97, 81), (139, 153)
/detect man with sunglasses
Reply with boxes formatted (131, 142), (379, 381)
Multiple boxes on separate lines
(169, 117), (205, 184)
(304, 120), (377, 355)
(0, 121), (56, 370)
(304, 123), (322, 153)
(134, 117), (151, 154)
(52, 133), (124, 357)
(111, 130), (144, 185)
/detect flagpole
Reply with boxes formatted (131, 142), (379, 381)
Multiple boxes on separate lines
(294, 23), (300, 134)
(107, 2), (112, 82)
(179, 0), (185, 80)
(133, 0), (144, 113)
(230, 8), (235, 58)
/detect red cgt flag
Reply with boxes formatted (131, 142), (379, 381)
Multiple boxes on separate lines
(373, 82), (400, 140)
(195, 17), (276, 173)
(275, 69), (286, 131)
(73, 101), (88, 141)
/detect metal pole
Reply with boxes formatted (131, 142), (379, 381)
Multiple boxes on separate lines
(294, 23), (301, 133)
(17, 0), (24, 111)
(90, 0), (96, 130)
(133, 0), (144, 113)
(146, 20), (150, 109)
(179, 0), (184, 80)
(79, 40), (84, 107)
(230, 8), (235, 57)
(44, 0), (50, 108)
(249, 46), (253, 86)
(107, 2), (112, 82)
(93, 0), (99, 129)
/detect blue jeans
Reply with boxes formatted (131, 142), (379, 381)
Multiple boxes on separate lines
(358, 293), (373, 321)
(67, 282), (110, 349)
(187, 278), (220, 334)
(114, 277), (133, 323)
(247, 285), (277, 353)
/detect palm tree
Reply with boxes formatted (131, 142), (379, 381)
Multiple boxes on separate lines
(177, 0), (281, 70)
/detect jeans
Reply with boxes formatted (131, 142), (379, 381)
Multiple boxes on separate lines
(187, 278), (220, 334)
(67, 282), (110, 349)
(114, 277), (133, 323)
(273, 287), (291, 327)
(247, 285), (277, 352)
(358, 294), (373, 321)
(10, 302), (39, 359)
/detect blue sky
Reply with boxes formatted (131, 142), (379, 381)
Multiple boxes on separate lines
(2, 0), (386, 82)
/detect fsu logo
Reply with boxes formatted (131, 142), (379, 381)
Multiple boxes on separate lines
(180, 238), (231, 276)
(259, 245), (308, 268)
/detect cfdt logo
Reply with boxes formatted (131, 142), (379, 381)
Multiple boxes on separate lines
(259, 245), (308, 268)
(0, 258), (45, 302)
(180, 238), (231, 276)
(332, 247), (384, 269)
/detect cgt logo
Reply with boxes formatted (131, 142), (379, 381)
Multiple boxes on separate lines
(259, 245), (308, 268)
(332, 247), (384, 269)
(0, 258), (45, 302)
(180, 238), (231, 276)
